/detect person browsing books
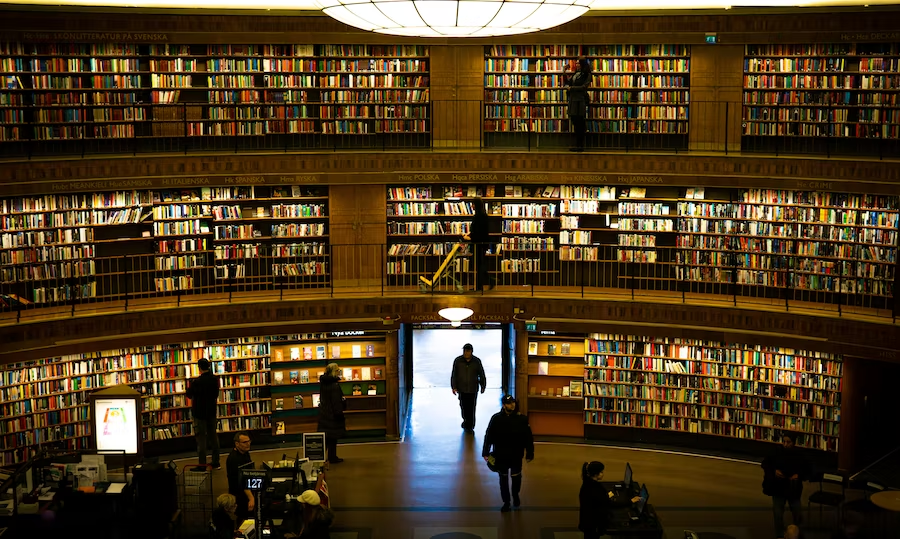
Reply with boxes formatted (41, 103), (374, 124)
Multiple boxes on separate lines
(317, 363), (346, 464)
(461, 197), (494, 291)
(761, 433), (810, 537)
(186, 357), (220, 470)
(565, 58), (593, 152)
(451, 343), (487, 431)
(226, 431), (254, 521)
(579, 461), (644, 539)
(482, 395), (534, 512)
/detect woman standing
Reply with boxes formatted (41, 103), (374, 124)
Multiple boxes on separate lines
(317, 363), (346, 464)
(578, 461), (642, 539)
(566, 58), (593, 152)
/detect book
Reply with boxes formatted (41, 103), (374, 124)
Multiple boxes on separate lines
(276, 421), (285, 435)
(361, 367), (372, 380)
(343, 367), (353, 380)
(316, 345), (326, 359)
(548, 344), (557, 356)
(275, 398), (284, 411)
(569, 380), (583, 398)
(374, 367), (383, 379)
(538, 361), (549, 375)
(352, 368), (361, 381)
(561, 343), (570, 355)
(303, 346), (313, 360)
(274, 371), (284, 384)
(528, 342), (538, 355)
(562, 386), (570, 397)
(366, 344), (374, 357)
(368, 384), (377, 396)
(294, 395), (304, 408)
(352, 345), (362, 358)
(300, 370), (309, 384)
(529, 386), (536, 395)
(290, 347), (300, 360)
(331, 345), (341, 359)
(352, 384), (362, 396)
(486, 185), (495, 197)
(274, 349), (284, 362)
(312, 394), (321, 407)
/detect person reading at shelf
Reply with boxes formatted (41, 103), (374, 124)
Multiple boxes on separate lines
(565, 58), (593, 152)
(317, 363), (346, 464)
(578, 461), (644, 539)
(761, 433), (810, 538)
(186, 357), (220, 470)
(461, 197), (494, 291)
(226, 431), (255, 521)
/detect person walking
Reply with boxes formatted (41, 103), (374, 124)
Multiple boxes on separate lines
(226, 431), (254, 521)
(762, 433), (810, 538)
(462, 197), (494, 291)
(482, 395), (534, 512)
(565, 58), (593, 152)
(186, 357), (220, 469)
(317, 363), (346, 464)
(451, 343), (486, 431)
(578, 461), (643, 539)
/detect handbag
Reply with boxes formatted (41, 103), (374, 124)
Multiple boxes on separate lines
(486, 453), (499, 473)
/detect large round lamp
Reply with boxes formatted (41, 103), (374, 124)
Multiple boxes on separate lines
(315, 0), (592, 36)
(438, 307), (475, 327)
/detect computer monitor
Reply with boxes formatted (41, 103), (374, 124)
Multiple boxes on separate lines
(634, 483), (649, 517)
(624, 463), (633, 489)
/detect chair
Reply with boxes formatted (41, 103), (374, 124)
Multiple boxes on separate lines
(808, 471), (847, 527)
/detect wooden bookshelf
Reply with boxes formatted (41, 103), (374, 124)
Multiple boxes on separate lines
(484, 44), (691, 150)
(525, 335), (585, 436)
(269, 334), (388, 436)
(0, 336), (275, 466)
(742, 43), (900, 155)
(494, 186), (559, 285)
(584, 333), (843, 452)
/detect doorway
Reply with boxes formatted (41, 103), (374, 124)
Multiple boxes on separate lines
(407, 325), (507, 441)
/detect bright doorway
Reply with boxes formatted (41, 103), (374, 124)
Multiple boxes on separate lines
(412, 327), (502, 389)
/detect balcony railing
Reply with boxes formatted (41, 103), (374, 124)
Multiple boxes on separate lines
(1, 101), (899, 159)
(0, 243), (895, 324)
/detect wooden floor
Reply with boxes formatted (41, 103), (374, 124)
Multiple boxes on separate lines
(170, 387), (890, 539)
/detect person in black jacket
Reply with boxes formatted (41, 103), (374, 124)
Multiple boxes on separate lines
(186, 358), (220, 469)
(462, 197), (494, 291)
(579, 461), (643, 539)
(762, 433), (810, 537)
(565, 58), (593, 152)
(317, 363), (346, 464)
(482, 395), (534, 512)
(209, 493), (238, 539)
(451, 343), (487, 431)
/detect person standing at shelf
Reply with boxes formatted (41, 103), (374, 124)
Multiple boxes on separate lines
(226, 431), (255, 521)
(483, 395), (534, 512)
(761, 433), (810, 538)
(578, 461), (645, 539)
(318, 363), (347, 464)
(186, 357), (221, 470)
(451, 343), (487, 431)
(462, 197), (494, 291)
(565, 58), (593, 152)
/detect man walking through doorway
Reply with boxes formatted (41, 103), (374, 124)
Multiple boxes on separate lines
(186, 357), (220, 469)
(483, 395), (534, 512)
(451, 343), (486, 431)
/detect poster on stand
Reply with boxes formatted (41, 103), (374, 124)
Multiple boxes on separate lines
(303, 432), (327, 462)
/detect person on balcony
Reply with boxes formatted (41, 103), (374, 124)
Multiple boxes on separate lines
(565, 58), (593, 152)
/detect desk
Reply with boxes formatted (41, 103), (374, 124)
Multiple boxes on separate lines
(601, 481), (664, 539)
(871, 491), (900, 512)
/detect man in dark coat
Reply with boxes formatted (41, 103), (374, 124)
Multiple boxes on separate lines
(762, 433), (810, 537)
(317, 363), (346, 464)
(462, 197), (493, 291)
(482, 395), (534, 512)
(186, 357), (220, 469)
(451, 343), (487, 431)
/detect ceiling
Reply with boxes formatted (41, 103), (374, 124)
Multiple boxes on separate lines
(0, 0), (897, 12)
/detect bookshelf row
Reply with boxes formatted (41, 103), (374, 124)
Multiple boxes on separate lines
(0, 331), (390, 465)
(384, 184), (899, 298)
(526, 333), (843, 451)
(0, 42), (430, 140)
(743, 43), (900, 141)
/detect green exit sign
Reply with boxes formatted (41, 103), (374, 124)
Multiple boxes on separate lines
(525, 321), (537, 332)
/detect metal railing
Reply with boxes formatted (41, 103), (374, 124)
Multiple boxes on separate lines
(2, 100), (899, 159)
(0, 243), (894, 324)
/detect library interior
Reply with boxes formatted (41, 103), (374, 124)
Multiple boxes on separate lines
(2, 1), (900, 538)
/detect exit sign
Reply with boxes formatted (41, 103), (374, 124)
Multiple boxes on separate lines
(525, 321), (537, 332)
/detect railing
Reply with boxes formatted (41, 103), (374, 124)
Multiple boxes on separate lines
(0, 243), (895, 323)
(2, 100), (899, 159)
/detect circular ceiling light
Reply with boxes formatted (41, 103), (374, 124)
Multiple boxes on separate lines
(438, 307), (475, 327)
(315, 0), (592, 37)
